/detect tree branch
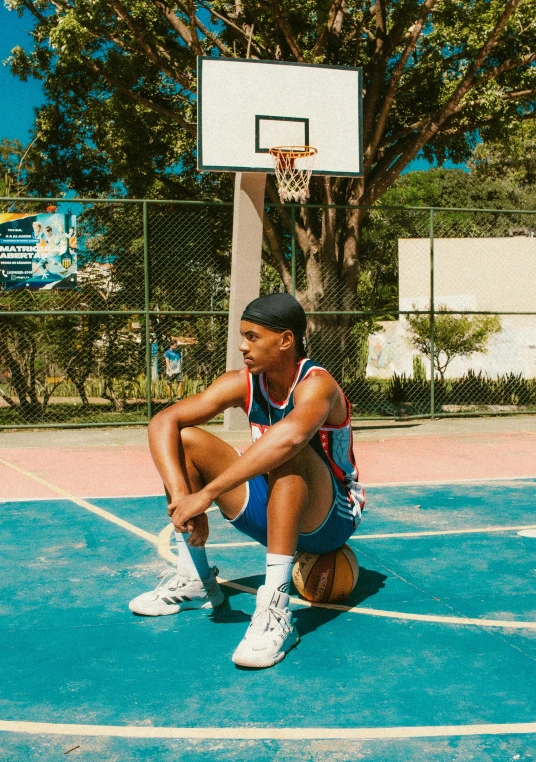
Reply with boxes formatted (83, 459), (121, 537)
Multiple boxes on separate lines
(366, 133), (418, 190)
(368, 0), (524, 204)
(262, 214), (292, 290)
(365, 0), (438, 171)
(374, 0), (387, 57)
(475, 51), (536, 88)
(361, 0), (390, 147)
(198, 0), (270, 57)
(81, 56), (196, 135)
(151, 0), (193, 47)
(175, 0), (233, 56)
(186, 0), (205, 55)
(312, 0), (346, 59)
(0, 386), (17, 408)
(270, 0), (304, 61)
(110, 0), (193, 89)
(19, 0), (46, 22)
(501, 87), (536, 101)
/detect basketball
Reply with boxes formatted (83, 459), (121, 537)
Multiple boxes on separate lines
(292, 545), (359, 603)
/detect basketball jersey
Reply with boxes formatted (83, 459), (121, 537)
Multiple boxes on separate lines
(245, 358), (365, 519)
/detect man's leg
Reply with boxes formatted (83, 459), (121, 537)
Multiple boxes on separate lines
(266, 445), (333, 554)
(232, 446), (333, 668)
(129, 427), (246, 616)
(175, 426), (247, 519)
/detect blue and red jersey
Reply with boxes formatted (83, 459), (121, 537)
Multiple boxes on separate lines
(245, 358), (366, 518)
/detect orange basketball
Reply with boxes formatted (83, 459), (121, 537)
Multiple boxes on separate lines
(292, 545), (359, 603)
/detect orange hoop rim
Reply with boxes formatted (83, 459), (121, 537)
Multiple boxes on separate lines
(268, 145), (318, 160)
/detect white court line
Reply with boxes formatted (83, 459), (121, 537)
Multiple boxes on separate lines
(352, 524), (536, 541)
(0, 719), (535, 741)
(0, 494), (164, 503)
(3, 456), (536, 630)
(365, 475), (536, 488)
(156, 524), (536, 630)
(1, 474), (534, 502)
(0, 459), (156, 545)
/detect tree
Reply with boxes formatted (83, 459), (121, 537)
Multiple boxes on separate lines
(469, 120), (536, 188)
(406, 307), (502, 380)
(5, 0), (536, 377)
(0, 139), (24, 197)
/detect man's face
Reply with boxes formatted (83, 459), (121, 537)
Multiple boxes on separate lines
(239, 320), (291, 373)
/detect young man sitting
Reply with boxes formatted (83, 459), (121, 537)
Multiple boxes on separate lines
(129, 293), (365, 668)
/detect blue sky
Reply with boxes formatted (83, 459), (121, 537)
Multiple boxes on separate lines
(0, 4), (45, 144)
(0, 4), (460, 173)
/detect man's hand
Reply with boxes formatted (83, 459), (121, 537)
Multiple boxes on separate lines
(168, 489), (213, 540)
(179, 513), (209, 546)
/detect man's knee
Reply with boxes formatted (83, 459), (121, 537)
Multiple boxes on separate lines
(179, 425), (203, 450)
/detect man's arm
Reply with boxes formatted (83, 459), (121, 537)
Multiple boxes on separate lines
(168, 373), (340, 528)
(148, 369), (248, 502)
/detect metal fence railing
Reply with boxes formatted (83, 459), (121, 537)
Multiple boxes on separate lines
(1, 197), (535, 428)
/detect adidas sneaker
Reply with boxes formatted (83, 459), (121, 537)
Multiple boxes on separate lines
(129, 565), (224, 616)
(232, 585), (300, 668)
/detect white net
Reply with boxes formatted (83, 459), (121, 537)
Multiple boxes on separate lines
(269, 146), (318, 203)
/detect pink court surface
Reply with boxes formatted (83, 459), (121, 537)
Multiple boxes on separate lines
(1, 416), (535, 500)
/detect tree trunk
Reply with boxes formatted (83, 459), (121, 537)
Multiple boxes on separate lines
(73, 379), (90, 408)
(0, 334), (42, 420)
(292, 202), (362, 383)
(103, 380), (124, 412)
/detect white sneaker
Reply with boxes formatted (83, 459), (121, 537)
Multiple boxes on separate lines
(129, 565), (224, 616)
(232, 585), (300, 668)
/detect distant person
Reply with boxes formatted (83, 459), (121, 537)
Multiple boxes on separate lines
(164, 339), (184, 400)
(44, 226), (56, 255)
(32, 221), (44, 243)
(55, 223), (69, 255)
(68, 227), (77, 251)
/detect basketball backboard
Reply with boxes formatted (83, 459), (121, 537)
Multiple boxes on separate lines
(197, 58), (363, 177)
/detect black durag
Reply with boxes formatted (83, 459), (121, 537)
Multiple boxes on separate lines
(241, 293), (307, 338)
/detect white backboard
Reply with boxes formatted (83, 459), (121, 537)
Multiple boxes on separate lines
(197, 58), (363, 177)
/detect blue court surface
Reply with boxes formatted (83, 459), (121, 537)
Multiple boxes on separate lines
(1, 479), (535, 761)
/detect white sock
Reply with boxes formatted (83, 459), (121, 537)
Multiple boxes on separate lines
(174, 531), (211, 580)
(265, 553), (294, 595)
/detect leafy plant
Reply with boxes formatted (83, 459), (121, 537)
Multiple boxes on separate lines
(406, 307), (501, 380)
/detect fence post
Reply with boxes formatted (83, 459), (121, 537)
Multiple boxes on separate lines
(143, 201), (153, 421)
(291, 205), (296, 297)
(429, 207), (435, 420)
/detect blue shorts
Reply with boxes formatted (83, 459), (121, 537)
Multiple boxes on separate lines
(227, 470), (360, 554)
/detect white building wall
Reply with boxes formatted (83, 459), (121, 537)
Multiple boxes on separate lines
(366, 238), (536, 379)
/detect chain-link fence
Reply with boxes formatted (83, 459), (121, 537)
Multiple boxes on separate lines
(1, 197), (535, 428)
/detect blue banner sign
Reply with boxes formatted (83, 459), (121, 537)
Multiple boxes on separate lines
(0, 212), (77, 290)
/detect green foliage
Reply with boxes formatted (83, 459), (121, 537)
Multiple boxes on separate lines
(468, 121), (536, 192)
(346, 371), (536, 418)
(3, 0), (535, 204)
(406, 306), (502, 380)
(413, 354), (427, 382)
(3, 0), (535, 392)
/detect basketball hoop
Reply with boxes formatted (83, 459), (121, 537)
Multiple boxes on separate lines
(269, 145), (318, 204)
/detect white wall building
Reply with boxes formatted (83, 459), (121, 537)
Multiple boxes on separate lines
(367, 237), (536, 379)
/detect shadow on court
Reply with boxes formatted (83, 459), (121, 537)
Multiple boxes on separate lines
(215, 568), (388, 637)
